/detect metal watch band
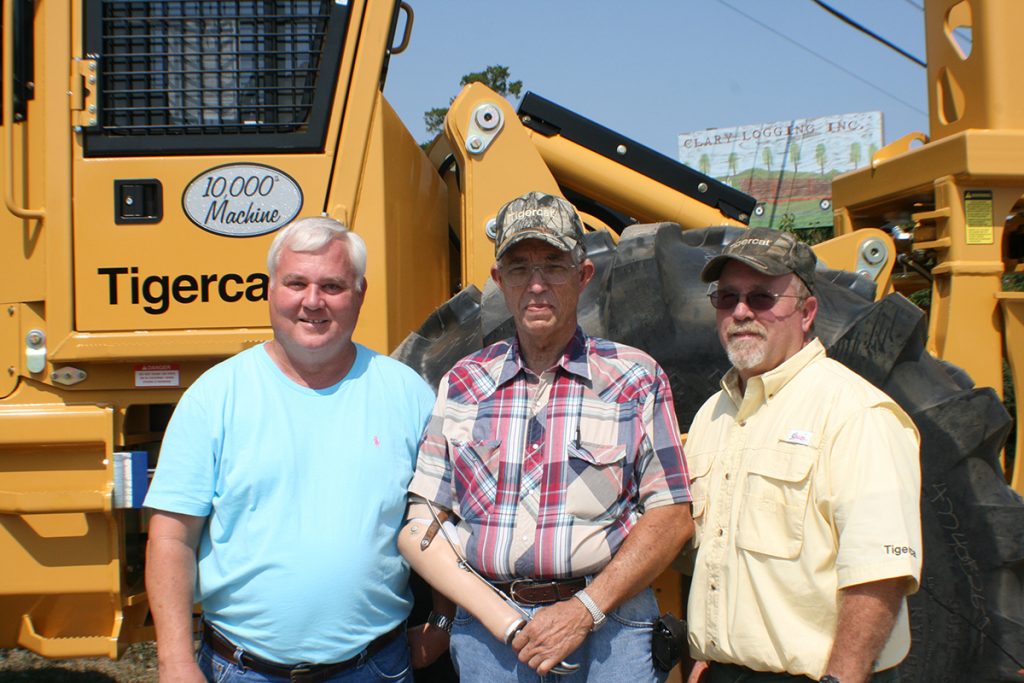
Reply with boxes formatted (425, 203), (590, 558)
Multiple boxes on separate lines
(573, 589), (607, 631)
(427, 611), (453, 634)
(819, 676), (842, 683)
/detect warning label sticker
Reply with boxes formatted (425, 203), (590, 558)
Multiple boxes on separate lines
(964, 190), (995, 245)
(134, 364), (180, 388)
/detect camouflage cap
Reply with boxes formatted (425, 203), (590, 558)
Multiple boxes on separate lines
(700, 227), (817, 294)
(493, 191), (585, 260)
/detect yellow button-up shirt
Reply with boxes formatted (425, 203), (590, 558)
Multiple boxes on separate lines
(686, 339), (921, 678)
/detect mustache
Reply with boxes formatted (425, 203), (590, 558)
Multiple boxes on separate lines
(727, 322), (767, 339)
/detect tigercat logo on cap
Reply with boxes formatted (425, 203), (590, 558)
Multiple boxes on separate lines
(506, 207), (559, 222)
(735, 238), (773, 247)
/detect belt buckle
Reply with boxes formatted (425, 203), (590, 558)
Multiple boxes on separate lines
(289, 664), (315, 682)
(508, 578), (532, 603)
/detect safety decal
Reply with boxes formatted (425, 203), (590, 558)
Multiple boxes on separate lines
(134, 364), (180, 388)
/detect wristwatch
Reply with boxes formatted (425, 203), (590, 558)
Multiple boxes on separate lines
(573, 589), (607, 631)
(820, 676), (841, 683)
(426, 611), (453, 634)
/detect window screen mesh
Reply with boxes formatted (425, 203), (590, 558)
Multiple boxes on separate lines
(98, 1), (333, 136)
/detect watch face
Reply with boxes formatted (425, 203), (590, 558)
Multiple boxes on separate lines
(820, 676), (841, 683)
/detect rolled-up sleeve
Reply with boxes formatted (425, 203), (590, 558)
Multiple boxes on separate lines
(831, 403), (922, 592)
(636, 365), (692, 511)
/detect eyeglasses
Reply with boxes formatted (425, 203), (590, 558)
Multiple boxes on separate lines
(500, 263), (578, 287)
(708, 288), (805, 311)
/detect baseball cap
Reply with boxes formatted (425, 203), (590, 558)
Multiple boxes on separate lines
(493, 191), (585, 260)
(700, 227), (817, 294)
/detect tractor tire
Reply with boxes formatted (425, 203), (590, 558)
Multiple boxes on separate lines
(393, 224), (1024, 682)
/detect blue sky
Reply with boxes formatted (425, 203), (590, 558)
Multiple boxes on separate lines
(384, 0), (931, 159)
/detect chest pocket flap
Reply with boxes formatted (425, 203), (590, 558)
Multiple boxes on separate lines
(736, 443), (816, 559)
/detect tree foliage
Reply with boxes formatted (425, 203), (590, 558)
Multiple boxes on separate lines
(423, 65), (523, 143)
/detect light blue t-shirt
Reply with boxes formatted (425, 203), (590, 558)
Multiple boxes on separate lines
(145, 343), (434, 664)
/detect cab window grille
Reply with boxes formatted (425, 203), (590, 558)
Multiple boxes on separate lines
(83, 0), (348, 156)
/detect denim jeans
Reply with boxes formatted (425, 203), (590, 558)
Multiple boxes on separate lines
(449, 587), (666, 683)
(706, 661), (902, 683)
(197, 630), (412, 683)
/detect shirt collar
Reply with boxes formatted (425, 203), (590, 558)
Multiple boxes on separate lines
(495, 326), (592, 386)
(722, 337), (825, 406)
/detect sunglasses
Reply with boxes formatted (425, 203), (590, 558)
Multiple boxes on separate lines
(708, 288), (806, 311)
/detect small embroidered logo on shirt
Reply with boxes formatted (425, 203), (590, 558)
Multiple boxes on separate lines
(782, 429), (813, 446)
(373, 436), (381, 447)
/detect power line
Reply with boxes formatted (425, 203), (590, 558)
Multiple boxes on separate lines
(715, 0), (927, 116)
(900, 0), (924, 11)
(811, 0), (926, 67)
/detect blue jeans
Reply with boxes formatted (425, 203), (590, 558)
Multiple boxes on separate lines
(197, 631), (412, 683)
(449, 587), (666, 683)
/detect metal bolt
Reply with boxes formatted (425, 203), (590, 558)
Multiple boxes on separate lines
(89, 76), (96, 85)
(125, 196), (134, 206)
(6, 306), (13, 316)
(697, 182), (709, 193)
(468, 136), (483, 151)
(89, 61), (96, 71)
(6, 367), (13, 376)
(616, 144), (627, 155)
(26, 331), (42, 347)
(50, 371), (58, 380)
(89, 118), (97, 126)
(88, 105), (96, 113)
(739, 213), (749, 222)
(73, 125), (83, 133)
(475, 104), (501, 131)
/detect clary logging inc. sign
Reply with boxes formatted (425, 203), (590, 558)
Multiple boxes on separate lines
(182, 163), (303, 237)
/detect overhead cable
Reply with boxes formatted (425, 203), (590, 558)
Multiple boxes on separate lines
(811, 0), (926, 67)
(715, 0), (927, 116)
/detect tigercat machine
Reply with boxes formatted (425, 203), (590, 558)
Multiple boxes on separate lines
(0, 1), (1021, 681)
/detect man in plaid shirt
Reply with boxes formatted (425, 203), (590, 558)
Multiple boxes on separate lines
(407, 191), (693, 682)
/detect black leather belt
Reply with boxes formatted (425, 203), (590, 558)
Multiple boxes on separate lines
(201, 622), (403, 682)
(492, 577), (588, 605)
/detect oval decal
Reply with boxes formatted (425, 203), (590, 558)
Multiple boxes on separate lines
(182, 163), (302, 237)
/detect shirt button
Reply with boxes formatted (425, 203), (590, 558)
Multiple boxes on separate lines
(717, 528), (724, 536)
(521, 535), (529, 542)
(739, 420), (747, 427)
(531, 444), (539, 451)
(710, 584), (717, 591)
(725, 473), (731, 480)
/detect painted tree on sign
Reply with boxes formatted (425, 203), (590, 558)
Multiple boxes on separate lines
(816, 143), (827, 176)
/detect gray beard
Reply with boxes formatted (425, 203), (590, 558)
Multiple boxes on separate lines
(726, 337), (767, 371)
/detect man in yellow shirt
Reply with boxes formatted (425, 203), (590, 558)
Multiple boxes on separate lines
(685, 228), (921, 683)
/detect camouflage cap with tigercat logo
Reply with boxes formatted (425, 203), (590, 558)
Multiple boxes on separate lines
(493, 191), (585, 260)
(700, 227), (817, 294)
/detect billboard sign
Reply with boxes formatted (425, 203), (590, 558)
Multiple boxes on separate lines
(678, 112), (883, 231)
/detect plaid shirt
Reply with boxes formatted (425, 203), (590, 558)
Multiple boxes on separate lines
(409, 328), (690, 580)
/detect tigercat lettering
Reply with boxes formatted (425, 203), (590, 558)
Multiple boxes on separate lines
(98, 266), (268, 315)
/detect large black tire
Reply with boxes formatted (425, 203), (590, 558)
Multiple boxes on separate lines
(394, 224), (1024, 682)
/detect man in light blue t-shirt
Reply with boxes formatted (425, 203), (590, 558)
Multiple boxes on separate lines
(144, 217), (440, 683)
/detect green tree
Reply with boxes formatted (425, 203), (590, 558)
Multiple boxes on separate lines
(790, 143), (801, 174)
(423, 65), (523, 143)
(762, 146), (774, 172)
(699, 153), (711, 176)
(728, 152), (739, 181)
(850, 142), (862, 168)
(815, 143), (827, 176)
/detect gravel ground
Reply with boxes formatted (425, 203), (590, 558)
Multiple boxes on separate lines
(0, 644), (157, 683)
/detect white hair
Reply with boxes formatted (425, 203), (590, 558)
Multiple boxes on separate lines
(266, 216), (367, 290)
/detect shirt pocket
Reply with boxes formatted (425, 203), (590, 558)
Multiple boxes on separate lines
(684, 448), (715, 537)
(451, 439), (502, 520)
(736, 443), (816, 559)
(565, 441), (628, 520)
